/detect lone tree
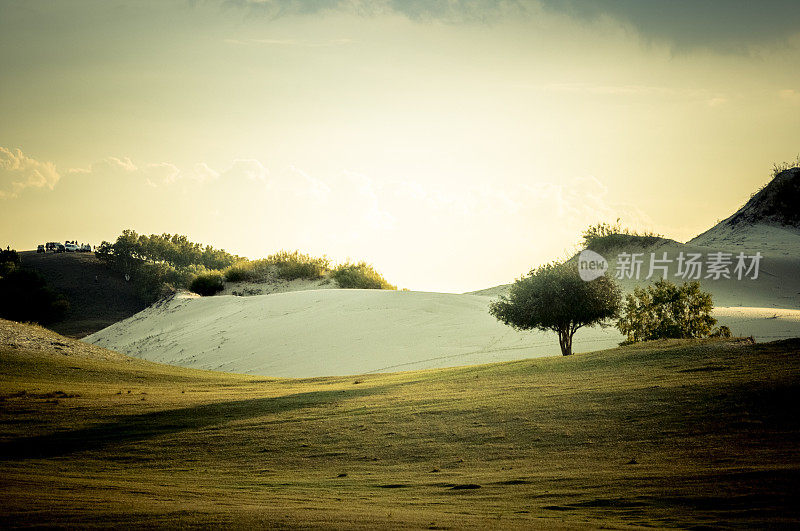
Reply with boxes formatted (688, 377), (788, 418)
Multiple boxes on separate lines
(616, 279), (729, 342)
(490, 262), (621, 356)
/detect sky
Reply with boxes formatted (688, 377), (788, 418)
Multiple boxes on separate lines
(1, 0), (799, 293)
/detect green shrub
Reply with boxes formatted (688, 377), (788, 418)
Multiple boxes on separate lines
(267, 250), (330, 280)
(616, 279), (728, 343)
(332, 261), (396, 290)
(710, 325), (732, 338)
(190, 272), (225, 296)
(223, 259), (273, 282)
(582, 221), (662, 253)
(224, 263), (255, 282)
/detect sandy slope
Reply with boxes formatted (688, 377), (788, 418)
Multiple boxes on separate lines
(85, 289), (800, 377)
(470, 224), (800, 310)
(0, 319), (128, 361)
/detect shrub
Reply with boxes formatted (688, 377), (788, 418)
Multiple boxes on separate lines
(189, 272), (225, 296)
(223, 259), (273, 282)
(710, 325), (732, 338)
(332, 261), (396, 290)
(224, 263), (256, 282)
(616, 279), (729, 342)
(582, 221), (662, 253)
(267, 250), (330, 280)
(770, 154), (800, 176)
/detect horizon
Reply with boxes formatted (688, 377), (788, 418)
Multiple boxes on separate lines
(2, 1), (799, 293)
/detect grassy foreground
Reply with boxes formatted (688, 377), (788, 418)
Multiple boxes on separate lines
(1, 321), (799, 528)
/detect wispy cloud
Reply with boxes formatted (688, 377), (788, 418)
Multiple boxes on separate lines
(224, 37), (355, 47)
(779, 89), (800, 105)
(223, 0), (800, 53)
(67, 156), (138, 176)
(537, 0), (800, 54)
(223, 0), (523, 23)
(534, 82), (732, 107)
(222, 159), (270, 183)
(0, 147), (60, 199)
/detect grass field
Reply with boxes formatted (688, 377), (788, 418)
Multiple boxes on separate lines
(1, 320), (799, 528)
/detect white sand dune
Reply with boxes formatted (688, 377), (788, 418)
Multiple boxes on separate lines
(85, 170), (800, 377)
(85, 288), (800, 378)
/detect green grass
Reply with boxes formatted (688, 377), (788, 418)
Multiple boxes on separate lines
(1, 331), (799, 528)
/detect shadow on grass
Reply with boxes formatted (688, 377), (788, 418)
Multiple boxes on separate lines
(0, 387), (378, 460)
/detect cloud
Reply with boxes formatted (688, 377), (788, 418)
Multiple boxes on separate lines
(66, 156), (257, 189)
(222, 159), (270, 183)
(190, 162), (221, 181)
(534, 83), (733, 107)
(144, 162), (181, 184)
(223, 0), (524, 23)
(779, 89), (800, 105)
(224, 0), (800, 53)
(67, 156), (138, 176)
(342, 170), (396, 231)
(0, 147), (60, 199)
(224, 37), (355, 47)
(537, 0), (800, 54)
(143, 162), (219, 185)
(288, 165), (331, 200)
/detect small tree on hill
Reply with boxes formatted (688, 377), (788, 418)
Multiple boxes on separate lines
(616, 279), (727, 342)
(489, 262), (621, 356)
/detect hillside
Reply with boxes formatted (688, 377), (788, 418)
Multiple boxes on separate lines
(86, 290), (597, 376)
(85, 289), (800, 377)
(3, 321), (800, 528)
(471, 167), (800, 309)
(17, 251), (146, 338)
(726, 167), (800, 228)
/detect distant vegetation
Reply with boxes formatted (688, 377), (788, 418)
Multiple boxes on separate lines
(0, 248), (69, 324)
(770, 154), (800, 177)
(189, 272), (225, 296)
(267, 250), (331, 281)
(617, 279), (730, 343)
(733, 157), (800, 228)
(97, 230), (239, 272)
(96, 230), (395, 299)
(222, 259), (271, 282)
(96, 230), (238, 301)
(582, 220), (662, 253)
(332, 261), (397, 290)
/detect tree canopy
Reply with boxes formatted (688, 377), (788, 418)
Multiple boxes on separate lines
(490, 262), (621, 356)
(0, 250), (69, 325)
(97, 230), (239, 272)
(616, 279), (727, 342)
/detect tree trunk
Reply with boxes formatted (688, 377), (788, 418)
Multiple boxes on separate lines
(558, 329), (572, 356)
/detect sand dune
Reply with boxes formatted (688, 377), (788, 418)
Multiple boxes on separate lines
(86, 171), (800, 378)
(85, 288), (800, 377)
(470, 223), (800, 310)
